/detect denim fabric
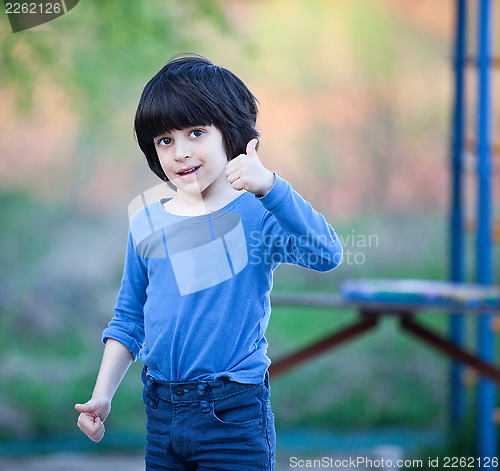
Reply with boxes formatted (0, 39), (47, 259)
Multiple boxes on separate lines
(142, 368), (276, 470)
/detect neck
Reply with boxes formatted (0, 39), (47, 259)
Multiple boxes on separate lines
(167, 184), (244, 216)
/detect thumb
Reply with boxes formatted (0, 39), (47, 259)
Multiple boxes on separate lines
(75, 399), (96, 414)
(75, 402), (92, 414)
(246, 139), (259, 159)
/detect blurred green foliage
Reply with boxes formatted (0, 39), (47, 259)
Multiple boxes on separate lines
(0, 0), (498, 459)
(0, 0), (229, 121)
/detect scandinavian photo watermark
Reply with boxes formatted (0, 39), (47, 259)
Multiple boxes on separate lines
(338, 229), (378, 266)
(126, 182), (378, 294)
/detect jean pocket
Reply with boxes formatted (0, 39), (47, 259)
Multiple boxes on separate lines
(210, 388), (264, 427)
(142, 386), (159, 409)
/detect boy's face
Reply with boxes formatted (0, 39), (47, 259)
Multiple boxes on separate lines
(154, 124), (229, 198)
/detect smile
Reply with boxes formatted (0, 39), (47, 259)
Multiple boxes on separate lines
(177, 166), (201, 180)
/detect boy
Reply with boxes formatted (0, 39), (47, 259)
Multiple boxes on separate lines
(75, 54), (343, 470)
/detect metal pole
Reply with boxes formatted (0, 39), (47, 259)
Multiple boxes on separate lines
(475, 0), (496, 463)
(449, 0), (467, 424)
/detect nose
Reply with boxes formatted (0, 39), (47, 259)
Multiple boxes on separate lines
(173, 136), (190, 161)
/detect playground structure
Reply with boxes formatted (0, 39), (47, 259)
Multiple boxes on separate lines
(271, 0), (499, 466)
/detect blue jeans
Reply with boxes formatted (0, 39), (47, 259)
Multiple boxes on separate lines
(142, 368), (276, 470)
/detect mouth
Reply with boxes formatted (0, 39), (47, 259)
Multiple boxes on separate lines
(177, 165), (201, 179)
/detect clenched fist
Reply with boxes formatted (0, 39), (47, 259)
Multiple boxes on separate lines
(75, 396), (111, 443)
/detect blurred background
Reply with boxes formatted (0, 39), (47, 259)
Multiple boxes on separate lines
(1, 0), (499, 468)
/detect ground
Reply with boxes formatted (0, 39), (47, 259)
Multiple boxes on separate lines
(0, 449), (406, 471)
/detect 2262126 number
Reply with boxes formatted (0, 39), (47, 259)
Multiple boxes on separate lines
(443, 456), (499, 468)
(5, 3), (62, 14)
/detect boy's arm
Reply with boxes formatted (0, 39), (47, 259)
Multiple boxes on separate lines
(226, 139), (343, 271)
(75, 338), (133, 442)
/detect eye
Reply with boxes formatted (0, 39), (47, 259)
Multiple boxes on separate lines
(157, 137), (172, 146)
(190, 129), (205, 138)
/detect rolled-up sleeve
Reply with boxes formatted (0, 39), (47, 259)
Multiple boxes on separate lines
(102, 231), (147, 360)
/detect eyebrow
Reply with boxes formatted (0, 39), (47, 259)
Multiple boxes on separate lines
(154, 131), (173, 139)
(155, 125), (210, 137)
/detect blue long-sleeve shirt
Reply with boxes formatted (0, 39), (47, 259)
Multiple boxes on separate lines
(103, 175), (343, 383)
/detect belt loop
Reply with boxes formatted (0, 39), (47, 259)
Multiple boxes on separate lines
(197, 382), (211, 413)
(143, 366), (156, 387)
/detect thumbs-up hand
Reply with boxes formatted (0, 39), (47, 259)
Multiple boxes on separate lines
(225, 139), (275, 197)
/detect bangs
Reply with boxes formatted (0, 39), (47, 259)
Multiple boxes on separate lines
(134, 54), (259, 182)
(136, 80), (217, 143)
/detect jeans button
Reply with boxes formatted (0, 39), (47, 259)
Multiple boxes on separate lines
(174, 386), (184, 396)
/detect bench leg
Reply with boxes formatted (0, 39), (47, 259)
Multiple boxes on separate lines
(269, 313), (379, 377)
(400, 315), (500, 385)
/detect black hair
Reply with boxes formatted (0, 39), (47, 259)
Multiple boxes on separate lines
(134, 54), (259, 182)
